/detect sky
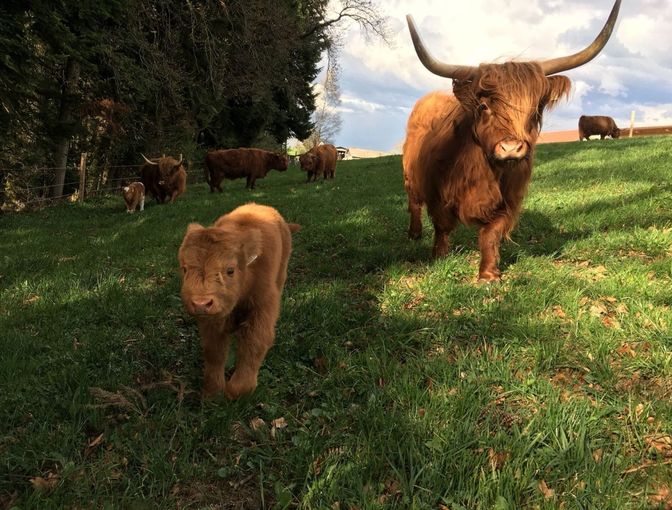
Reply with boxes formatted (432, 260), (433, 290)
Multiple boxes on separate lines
(318, 0), (672, 152)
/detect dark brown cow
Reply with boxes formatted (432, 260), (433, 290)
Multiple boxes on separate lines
(578, 115), (621, 140)
(299, 144), (337, 182)
(204, 148), (289, 191)
(403, 1), (620, 281)
(140, 154), (187, 204)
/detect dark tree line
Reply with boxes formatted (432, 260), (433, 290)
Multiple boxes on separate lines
(0, 0), (373, 198)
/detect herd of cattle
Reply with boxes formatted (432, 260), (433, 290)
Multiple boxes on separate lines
(122, 144), (338, 212)
(124, 1), (624, 399)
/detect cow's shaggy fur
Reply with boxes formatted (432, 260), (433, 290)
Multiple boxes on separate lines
(178, 203), (300, 399)
(140, 156), (187, 204)
(403, 62), (571, 281)
(204, 148), (289, 191)
(299, 144), (337, 182)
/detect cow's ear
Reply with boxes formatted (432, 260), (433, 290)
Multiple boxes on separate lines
(545, 75), (572, 110)
(239, 228), (262, 267)
(186, 223), (204, 235)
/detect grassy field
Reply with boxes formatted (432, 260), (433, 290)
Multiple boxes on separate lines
(1, 136), (672, 509)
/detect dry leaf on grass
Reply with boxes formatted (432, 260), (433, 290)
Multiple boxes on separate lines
(649, 485), (672, 509)
(538, 480), (555, 499)
(30, 472), (59, 492)
(488, 448), (510, 470)
(249, 417), (266, 431)
(270, 417), (287, 439)
(646, 434), (672, 456)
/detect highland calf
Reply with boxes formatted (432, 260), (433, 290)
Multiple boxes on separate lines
(402, 1), (620, 281)
(122, 182), (145, 213)
(140, 154), (187, 204)
(299, 144), (337, 182)
(204, 148), (289, 191)
(178, 203), (300, 399)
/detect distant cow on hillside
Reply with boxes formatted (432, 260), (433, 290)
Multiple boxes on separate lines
(299, 144), (337, 182)
(204, 148), (289, 191)
(578, 115), (621, 140)
(140, 154), (187, 204)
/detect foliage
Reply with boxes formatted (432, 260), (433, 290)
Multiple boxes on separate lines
(1, 136), (672, 507)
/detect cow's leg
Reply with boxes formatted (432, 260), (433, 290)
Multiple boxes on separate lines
(430, 214), (457, 259)
(140, 195), (145, 211)
(249, 177), (256, 190)
(226, 296), (279, 399)
(407, 190), (424, 240)
(477, 215), (513, 282)
(198, 319), (231, 398)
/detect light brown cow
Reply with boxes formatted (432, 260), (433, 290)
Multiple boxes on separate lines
(403, 1), (620, 281)
(122, 182), (145, 213)
(299, 144), (337, 182)
(178, 203), (300, 399)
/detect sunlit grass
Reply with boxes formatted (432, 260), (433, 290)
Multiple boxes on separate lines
(1, 136), (672, 508)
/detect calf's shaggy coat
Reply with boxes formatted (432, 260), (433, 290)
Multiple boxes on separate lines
(122, 182), (145, 213)
(178, 203), (300, 399)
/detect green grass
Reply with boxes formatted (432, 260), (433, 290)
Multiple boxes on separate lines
(2, 136), (672, 509)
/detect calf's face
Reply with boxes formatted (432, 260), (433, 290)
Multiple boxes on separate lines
(178, 224), (262, 317)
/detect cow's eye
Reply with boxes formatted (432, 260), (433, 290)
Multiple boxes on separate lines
(226, 267), (235, 276)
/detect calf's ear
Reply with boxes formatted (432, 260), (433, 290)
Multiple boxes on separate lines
(239, 228), (263, 267)
(186, 223), (204, 235)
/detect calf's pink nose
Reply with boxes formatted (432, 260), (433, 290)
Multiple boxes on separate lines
(191, 297), (214, 314)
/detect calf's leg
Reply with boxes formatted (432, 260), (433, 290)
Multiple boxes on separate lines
(406, 191), (423, 240)
(225, 297), (279, 399)
(198, 319), (231, 398)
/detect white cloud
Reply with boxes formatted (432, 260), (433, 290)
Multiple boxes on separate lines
(321, 0), (672, 151)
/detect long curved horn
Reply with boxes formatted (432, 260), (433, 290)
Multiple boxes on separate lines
(540, 0), (621, 76)
(406, 15), (476, 80)
(176, 154), (183, 166)
(141, 153), (158, 165)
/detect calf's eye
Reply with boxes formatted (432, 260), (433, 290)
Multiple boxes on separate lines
(226, 267), (235, 276)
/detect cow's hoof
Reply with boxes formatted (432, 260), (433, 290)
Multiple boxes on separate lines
(477, 271), (501, 283)
(408, 229), (422, 240)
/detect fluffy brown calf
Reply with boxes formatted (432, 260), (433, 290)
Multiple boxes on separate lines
(122, 182), (145, 213)
(204, 148), (289, 191)
(178, 203), (300, 399)
(140, 154), (187, 204)
(299, 144), (337, 182)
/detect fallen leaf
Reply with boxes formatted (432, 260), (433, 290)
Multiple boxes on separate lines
(646, 435), (672, 456)
(552, 305), (566, 319)
(592, 448), (603, 463)
(271, 417), (287, 429)
(590, 304), (608, 317)
(649, 485), (672, 508)
(538, 480), (554, 500)
(616, 343), (636, 357)
(488, 448), (510, 470)
(30, 473), (59, 492)
(249, 417), (266, 431)
(313, 357), (328, 374)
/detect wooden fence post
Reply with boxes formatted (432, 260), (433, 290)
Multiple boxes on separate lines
(629, 111), (635, 138)
(78, 152), (87, 203)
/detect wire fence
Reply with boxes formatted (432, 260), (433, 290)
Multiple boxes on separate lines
(0, 155), (201, 213)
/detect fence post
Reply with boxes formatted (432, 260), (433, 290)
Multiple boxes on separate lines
(78, 152), (87, 203)
(629, 111), (635, 138)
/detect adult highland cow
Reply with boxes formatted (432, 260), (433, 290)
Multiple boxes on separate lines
(299, 144), (337, 182)
(578, 115), (621, 140)
(204, 148), (289, 191)
(403, 1), (620, 281)
(140, 154), (187, 204)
